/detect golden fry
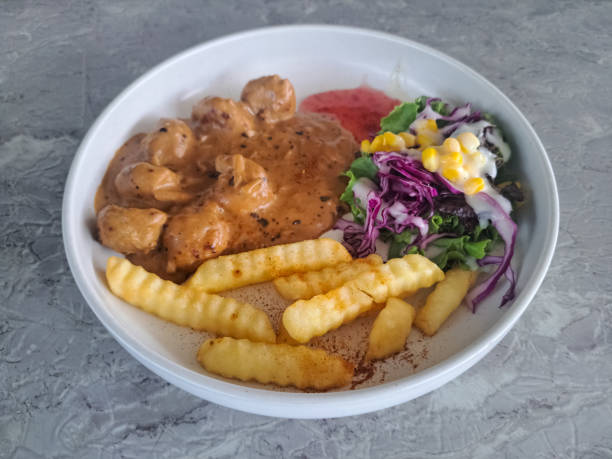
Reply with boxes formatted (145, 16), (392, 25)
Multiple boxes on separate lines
(366, 298), (416, 360)
(349, 254), (444, 303)
(273, 254), (383, 300)
(197, 337), (354, 390)
(184, 238), (351, 293)
(282, 284), (374, 343)
(282, 254), (443, 343)
(106, 256), (276, 343)
(414, 268), (477, 336)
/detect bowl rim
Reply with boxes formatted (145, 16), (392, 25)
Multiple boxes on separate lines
(62, 24), (559, 418)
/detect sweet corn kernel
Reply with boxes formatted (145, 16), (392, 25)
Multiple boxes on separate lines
(370, 132), (405, 152)
(446, 151), (464, 165)
(383, 131), (397, 144)
(424, 119), (438, 131)
(464, 151), (486, 170)
(370, 135), (383, 152)
(361, 139), (371, 154)
(399, 132), (416, 147)
(442, 137), (461, 154)
(457, 132), (480, 152)
(416, 133), (434, 148)
(421, 147), (439, 172)
(394, 136), (406, 151)
(442, 167), (461, 182)
(472, 151), (486, 165)
(464, 177), (485, 195)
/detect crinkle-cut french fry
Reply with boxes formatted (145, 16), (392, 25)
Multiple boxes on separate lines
(349, 254), (444, 303)
(282, 284), (374, 343)
(414, 268), (477, 336)
(273, 254), (383, 301)
(197, 337), (354, 390)
(184, 238), (351, 293)
(366, 298), (416, 360)
(282, 254), (443, 343)
(106, 256), (276, 343)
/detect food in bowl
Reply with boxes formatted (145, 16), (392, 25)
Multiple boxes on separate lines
(95, 75), (524, 391)
(95, 75), (356, 282)
(308, 93), (525, 312)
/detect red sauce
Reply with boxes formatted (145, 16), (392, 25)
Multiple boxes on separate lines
(300, 86), (400, 141)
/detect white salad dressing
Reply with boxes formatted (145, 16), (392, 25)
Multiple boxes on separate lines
(448, 124), (513, 219)
(466, 189), (512, 227)
(452, 121), (512, 165)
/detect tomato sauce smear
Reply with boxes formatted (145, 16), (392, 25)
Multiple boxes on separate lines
(300, 86), (400, 141)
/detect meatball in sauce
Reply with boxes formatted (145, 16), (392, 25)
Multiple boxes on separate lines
(95, 75), (357, 281)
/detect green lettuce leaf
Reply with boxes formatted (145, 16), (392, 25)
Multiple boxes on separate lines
(428, 213), (463, 234)
(379, 102), (418, 134)
(349, 155), (378, 181)
(388, 229), (417, 259)
(464, 239), (490, 258)
(415, 96), (451, 116)
(429, 230), (494, 270)
(432, 249), (467, 270)
(430, 100), (450, 116)
(415, 96), (428, 113)
(339, 154), (379, 224)
(339, 170), (362, 222)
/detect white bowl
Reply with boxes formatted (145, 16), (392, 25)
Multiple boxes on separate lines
(62, 25), (559, 418)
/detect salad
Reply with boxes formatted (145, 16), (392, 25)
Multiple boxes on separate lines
(335, 96), (524, 311)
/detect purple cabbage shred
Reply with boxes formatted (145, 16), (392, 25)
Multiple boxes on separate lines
(334, 152), (455, 257)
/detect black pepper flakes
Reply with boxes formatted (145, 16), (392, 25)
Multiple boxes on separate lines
(295, 131), (303, 135)
(159, 127), (168, 132)
(319, 196), (331, 202)
(292, 220), (301, 225)
(257, 217), (269, 227)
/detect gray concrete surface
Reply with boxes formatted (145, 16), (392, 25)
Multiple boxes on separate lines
(2, 1), (611, 457)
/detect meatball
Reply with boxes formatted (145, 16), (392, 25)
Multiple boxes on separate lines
(163, 203), (231, 273)
(142, 119), (196, 168)
(241, 75), (296, 123)
(114, 162), (192, 205)
(191, 96), (255, 136)
(213, 154), (275, 215)
(97, 205), (167, 254)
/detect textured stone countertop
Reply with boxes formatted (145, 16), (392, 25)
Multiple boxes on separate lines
(2, 1), (611, 457)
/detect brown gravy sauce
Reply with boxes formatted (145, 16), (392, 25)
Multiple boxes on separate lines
(95, 76), (357, 282)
